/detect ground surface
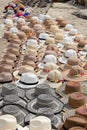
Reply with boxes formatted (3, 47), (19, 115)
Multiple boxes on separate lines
(0, 1), (87, 58)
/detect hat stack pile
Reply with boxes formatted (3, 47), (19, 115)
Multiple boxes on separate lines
(0, 0), (87, 130)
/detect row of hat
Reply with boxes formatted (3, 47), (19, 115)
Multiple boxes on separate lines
(0, 0), (87, 130)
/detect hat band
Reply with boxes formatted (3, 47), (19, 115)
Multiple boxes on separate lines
(19, 80), (39, 85)
(47, 77), (62, 83)
(43, 68), (50, 73)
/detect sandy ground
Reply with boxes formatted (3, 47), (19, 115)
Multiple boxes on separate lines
(0, 1), (87, 58)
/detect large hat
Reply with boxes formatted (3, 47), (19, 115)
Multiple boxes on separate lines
(25, 83), (59, 100)
(37, 63), (58, 78)
(44, 70), (63, 89)
(0, 114), (24, 130)
(26, 39), (38, 46)
(30, 116), (51, 130)
(1, 82), (25, 98)
(27, 94), (64, 114)
(16, 72), (41, 89)
(62, 65), (87, 82)
(13, 65), (35, 79)
(58, 49), (77, 64)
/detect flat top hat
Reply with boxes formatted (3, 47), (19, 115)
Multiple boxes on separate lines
(27, 94), (64, 114)
(16, 72), (41, 89)
(0, 114), (24, 130)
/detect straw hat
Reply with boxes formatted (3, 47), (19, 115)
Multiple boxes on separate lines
(26, 39), (38, 46)
(0, 72), (12, 83)
(78, 40), (87, 50)
(80, 53), (87, 62)
(37, 63), (58, 78)
(50, 25), (59, 33)
(44, 69), (63, 89)
(74, 34), (84, 42)
(54, 33), (64, 43)
(45, 37), (55, 44)
(16, 72), (41, 89)
(30, 116), (51, 130)
(79, 44), (87, 56)
(43, 54), (57, 64)
(64, 24), (73, 31)
(69, 29), (78, 36)
(9, 27), (18, 34)
(62, 65), (87, 82)
(39, 33), (49, 40)
(13, 65), (35, 79)
(58, 49), (77, 64)
(0, 114), (24, 130)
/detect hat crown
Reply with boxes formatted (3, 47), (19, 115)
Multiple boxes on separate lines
(43, 54), (57, 63)
(39, 33), (49, 39)
(65, 49), (77, 58)
(44, 63), (57, 70)
(27, 39), (38, 45)
(47, 70), (63, 81)
(46, 37), (55, 44)
(9, 27), (18, 34)
(30, 116), (51, 130)
(65, 24), (73, 31)
(20, 72), (38, 84)
(67, 56), (79, 65)
(70, 29), (78, 35)
(0, 114), (17, 130)
(19, 65), (34, 75)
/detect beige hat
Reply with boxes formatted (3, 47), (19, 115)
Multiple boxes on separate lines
(54, 33), (64, 43)
(45, 37), (55, 44)
(50, 25), (59, 33)
(0, 114), (24, 130)
(37, 63), (58, 78)
(13, 65), (35, 79)
(44, 69), (63, 88)
(30, 116), (51, 130)
(69, 29), (78, 36)
(74, 34), (84, 42)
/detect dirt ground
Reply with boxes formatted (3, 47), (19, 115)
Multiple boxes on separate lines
(0, 1), (87, 58)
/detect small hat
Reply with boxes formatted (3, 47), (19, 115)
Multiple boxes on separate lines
(22, 60), (36, 68)
(45, 37), (55, 44)
(16, 72), (41, 89)
(54, 33), (64, 43)
(0, 64), (13, 73)
(64, 24), (73, 31)
(26, 39), (38, 46)
(39, 33), (49, 40)
(69, 29), (78, 36)
(62, 65), (87, 82)
(0, 58), (14, 67)
(79, 44), (87, 56)
(58, 49), (77, 64)
(50, 25), (59, 33)
(0, 114), (24, 130)
(25, 83), (59, 100)
(27, 94), (64, 114)
(74, 34), (84, 42)
(77, 40), (87, 50)
(38, 63), (58, 78)
(13, 65), (35, 79)
(44, 70), (63, 89)
(30, 116), (51, 130)
(3, 53), (17, 61)
(9, 27), (18, 34)
(45, 50), (57, 57)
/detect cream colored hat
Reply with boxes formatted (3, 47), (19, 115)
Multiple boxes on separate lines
(74, 34), (84, 42)
(45, 37), (55, 44)
(64, 24), (73, 31)
(37, 62), (58, 78)
(9, 27), (18, 34)
(69, 29), (78, 36)
(30, 116), (51, 130)
(50, 25), (59, 33)
(54, 33), (64, 43)
(0, 114), (24, 130)
(44, 69), (63, 88)
(13, 65), (35, 79)
(43, 54), (57, 64)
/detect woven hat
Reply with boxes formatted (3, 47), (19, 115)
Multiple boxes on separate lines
(54, 33), (64, 43)
(74, 34), (84, 42)
(58, 49), (77, 64)
(69, 29), (78, 36)
(45, 37), (55, 44)
(44, 70), (63, 89)
(0, 64), (13, 73)
(37, 108), (61, 129)
(27, 94), (64, 114)
(50, 25), (59, 33)
(39, 33), (49, 40)
(16, 72), (41, 89)
(45, 50), (57, 57)
(0, 114), (24, 130)
(1, 82), (25, 98)
(26, 39), (38, 46)
(62, 65), (87, 82)
(77, 40), (87, 50)
(13, 65), (35, 79)
(0, 72), (12, 84)
(64, 24), (73, 31)
(30, 116), (51, 130)
(25, 83), (59, 100)
(38, 63), (58, 78)
(9, 27), (18, 34)
(3, 53), (17, 61)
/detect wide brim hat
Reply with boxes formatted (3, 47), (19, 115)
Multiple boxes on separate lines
(16, 79), (43, 89)
(0, 104), (28, 125)
(25, 87), (59, 101)
(62, 69), (87, 82)
(27, 98), (64, 114)
(25, 113), (61, 129)
(43, 79), (63, 89)
(58, 56), (68, 64)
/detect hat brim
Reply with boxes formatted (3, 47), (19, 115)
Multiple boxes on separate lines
(43, 79), (62, 89)
(79, 50), (87, 56)
(58, 56), (68, 64)
(13, 70), (21, 80)
(58, 123), (65, 130)
(37, 70), (48, 78)
(62, 70), (87, 82)
(60, 64), (71, 71)
(16, 80), (43, 89)
(27, 98), (64, 114)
